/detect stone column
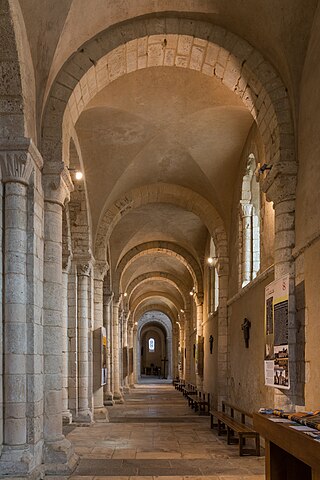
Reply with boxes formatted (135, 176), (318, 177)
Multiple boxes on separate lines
(262, 162), (297, 410)
(75, 262), (93, 422)
(217, 259), (229, 408)
(62, 266), (72, 424)
(93, 262), (109, 420)
(67, 263), (78, 417)
(128, 321), (135, 388)
(195, 297), (204, 390)
(122, 313), (130, 393)
(0, 150), (32, 475)
(240, 202), (253, 287)
(42, 164), (77, 474)
(103, 290), (114, 405)
(184, 315), (191, 382)
(112, 300), (124, 403)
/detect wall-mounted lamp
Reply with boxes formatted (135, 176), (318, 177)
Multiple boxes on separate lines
(68, 167), (83, 180)
(180, 309), (184, 313)
(190, 286), (196, 296)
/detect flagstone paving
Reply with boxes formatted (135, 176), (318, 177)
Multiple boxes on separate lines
(61, 382), (265, 479)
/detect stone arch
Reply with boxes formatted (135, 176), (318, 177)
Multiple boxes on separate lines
(68, 137), (91, 258)
(41, 17), (295, 180)
(137, 314), (173, 379)
(132, 292), (182, 316)
(126, 271), (190, 311)
(134, 303), (177, 324)
(1, 0), (36, 141)
(94, 183), (227, 263)
(114, 241), (203, 298)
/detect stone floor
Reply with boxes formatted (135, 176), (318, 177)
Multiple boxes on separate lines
(63, 382), (265, 479)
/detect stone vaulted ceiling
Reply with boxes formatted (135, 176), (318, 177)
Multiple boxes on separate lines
(16, 0), (318, 321)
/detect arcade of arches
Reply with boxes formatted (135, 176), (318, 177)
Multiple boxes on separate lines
(1, 0), (320, 477)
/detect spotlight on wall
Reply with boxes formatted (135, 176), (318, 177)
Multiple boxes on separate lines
(68, 167), (84, 181)
(189, 291), (194, 296)
(180, 309), (185, 313)
(123, 292), (128, 297)
(134, 321), (138, 326)
(207, 257), (214, 265)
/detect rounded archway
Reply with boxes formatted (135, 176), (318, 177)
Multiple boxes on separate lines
(136, 311), (173, 382)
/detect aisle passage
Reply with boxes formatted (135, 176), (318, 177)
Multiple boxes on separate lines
(67, 384), (265, 479)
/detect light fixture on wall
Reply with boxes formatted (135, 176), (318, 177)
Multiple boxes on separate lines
(180, 309), (184, 313)
(189, 286), (196, 296)
(68, 167), (83, 180)
(207, 256), (218, 267)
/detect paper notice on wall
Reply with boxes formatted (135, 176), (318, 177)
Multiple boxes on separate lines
(264, 275), (290, 390)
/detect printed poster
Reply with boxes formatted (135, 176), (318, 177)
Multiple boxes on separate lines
(264, 274), (290, 389)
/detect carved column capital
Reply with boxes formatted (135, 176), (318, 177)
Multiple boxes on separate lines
(43, 162), (74, 206)
(240, 201), (253, 217)
(261, 162), (297, 205)
(104, 291), (114, 306)
(77, 262), (92, 277)
(194, 293), (204, 307)
(0, 147), (33, 186)
(94, 261), (109, 281)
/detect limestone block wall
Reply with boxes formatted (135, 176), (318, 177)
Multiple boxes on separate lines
(295, 3), (320, 410)
(202, 311), (219, 407)
(227, 270), (275, 412)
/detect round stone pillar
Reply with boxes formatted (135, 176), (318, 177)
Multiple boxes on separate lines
(240, 202), (253, 287)
(3, 180), (28, 447)
(112, 300), (124, 403)
(42, 165), (77, 474)
(195, 297), (204, 390)
(62, 267), (72, 424)
(103, 290), (114, 405)
(93, 262), (109, 420)
(128, 322), (135, 388)
(122, 314), (130, 393)
(262, 161), (297, 410)
(184, 316), (191, 382)
(76, 262), (93, 422)
(0, 152), (32, 476)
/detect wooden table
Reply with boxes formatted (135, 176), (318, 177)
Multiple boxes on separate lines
(253, 413), (320, 480)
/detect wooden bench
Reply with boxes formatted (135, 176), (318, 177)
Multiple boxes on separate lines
(210, 401), (260, 456)
(175, 380), (185, 392)
(188, 391), (210, 415)
(182, 382), (197, 397)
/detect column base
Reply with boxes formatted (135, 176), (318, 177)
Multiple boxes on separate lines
(113, 391), (124, 404)
(44, 437), (78, 476)
(94, 406), (109, 422)
(0, 444), (43, 478)
(129, 383), (135, 389)
(104, 391), (114, 406)
(74, 409), (93, 424)
(123, 386), (130, 394)
(62, 410), (73, 425)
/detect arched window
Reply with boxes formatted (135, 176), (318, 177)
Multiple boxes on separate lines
(239, 153), (260, 288)
(208, 238), (219, 313)
(148, 337), (155, 352)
